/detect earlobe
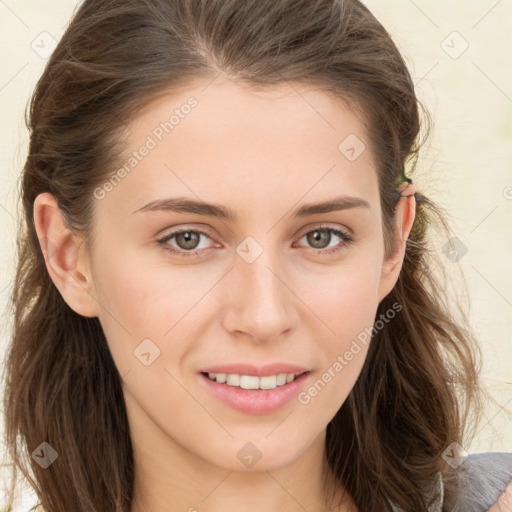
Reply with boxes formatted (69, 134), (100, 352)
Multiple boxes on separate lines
(377, 182), (417, 303)
(33, 192), (99, 318)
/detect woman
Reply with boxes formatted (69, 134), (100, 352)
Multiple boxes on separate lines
(2, 1), (511, 511)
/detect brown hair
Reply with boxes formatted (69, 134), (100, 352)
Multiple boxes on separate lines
(2, 0), (491, 510)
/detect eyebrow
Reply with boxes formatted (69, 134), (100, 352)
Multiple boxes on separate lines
(132, 195), (371, 220)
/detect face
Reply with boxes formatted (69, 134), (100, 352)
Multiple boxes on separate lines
(57, 78), (409, 473)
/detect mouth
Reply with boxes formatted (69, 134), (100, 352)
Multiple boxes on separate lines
(198, 370), (312, 415)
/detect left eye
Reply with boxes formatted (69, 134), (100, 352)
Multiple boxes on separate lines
(296, 226), (353, 254)
(157, 225), (354, 258)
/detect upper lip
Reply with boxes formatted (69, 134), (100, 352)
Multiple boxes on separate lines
(200, 363), (310, 377)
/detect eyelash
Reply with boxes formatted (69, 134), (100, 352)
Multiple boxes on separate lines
(156, 224), (354, 258)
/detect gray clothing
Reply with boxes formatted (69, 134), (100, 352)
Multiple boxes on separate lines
(446, 451), (512, 512)
(391, 451), (512, 512)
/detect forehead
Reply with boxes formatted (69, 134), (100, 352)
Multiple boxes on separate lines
(100, 77), (379, 218)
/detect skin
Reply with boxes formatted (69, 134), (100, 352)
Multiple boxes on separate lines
(34, 77), (417, 512)
(489, 482), (512, 512)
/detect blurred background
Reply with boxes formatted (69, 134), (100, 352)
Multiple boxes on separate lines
(0, 0), (511, 509)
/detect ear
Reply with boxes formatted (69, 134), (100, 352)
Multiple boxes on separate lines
(377, 182), (416, 303)
(33, 192), (99, 318)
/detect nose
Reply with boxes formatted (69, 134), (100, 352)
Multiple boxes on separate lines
(220, 248), (300, 343)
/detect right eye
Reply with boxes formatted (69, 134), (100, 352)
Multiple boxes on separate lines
(156, 228), (217, 257)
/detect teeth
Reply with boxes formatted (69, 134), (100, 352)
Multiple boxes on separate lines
(206, 372), (301, 390)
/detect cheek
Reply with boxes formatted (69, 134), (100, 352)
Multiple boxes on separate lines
(296, 271), (379, 426)
(303, 256), (383, 337)
(89, 241), (174, 368)
(91, 241), (223, 383)
(298, 256), (382, 398)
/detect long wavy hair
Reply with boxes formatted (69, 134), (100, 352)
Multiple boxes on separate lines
(2, 0), (491, 510)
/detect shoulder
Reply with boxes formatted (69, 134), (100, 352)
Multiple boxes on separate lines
(445, 451), (512, 512)
(488, 480), (512, 512)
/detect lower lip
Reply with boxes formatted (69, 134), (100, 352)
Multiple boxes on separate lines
(199, 371), (311, 415)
